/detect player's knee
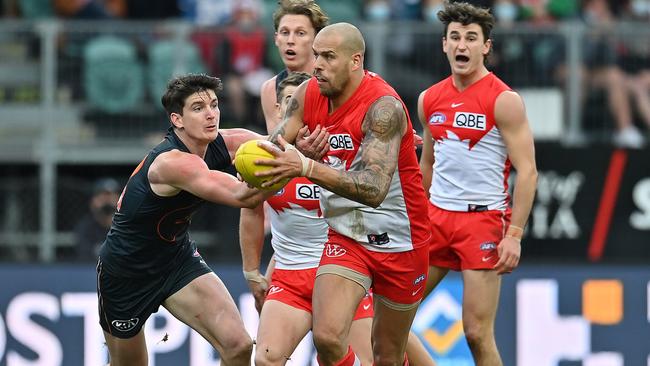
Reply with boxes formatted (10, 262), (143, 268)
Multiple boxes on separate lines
(463, 320), (492, 348)
(254, 346), (287, 366)
(373, 353), (404, 366)
(313, 328), (345, 356)
(221, 336), (253, 364)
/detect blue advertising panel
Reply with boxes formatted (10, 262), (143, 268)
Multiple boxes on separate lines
(0, 264), (649, 365)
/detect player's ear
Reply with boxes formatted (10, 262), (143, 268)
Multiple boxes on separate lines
(483, 38), (492, 57)
(351, 52), (362, 70)
(275, 102), (281, 119)
(170, 112), (183, 129)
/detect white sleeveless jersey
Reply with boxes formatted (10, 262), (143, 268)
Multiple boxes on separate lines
(302, 73), (431, 252)
(267, 177), (325, 269)
(423, 73), (513, 211)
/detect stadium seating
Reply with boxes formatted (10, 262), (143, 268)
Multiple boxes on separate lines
(147, 39), (206, 108)
(83, 35), (144, 113)
(18, 0), (55, 18)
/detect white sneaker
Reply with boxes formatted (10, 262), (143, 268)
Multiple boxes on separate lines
(613, 126), (645, 149)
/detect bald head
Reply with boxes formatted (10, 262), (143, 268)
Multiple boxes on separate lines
(316, 22), (365, 57)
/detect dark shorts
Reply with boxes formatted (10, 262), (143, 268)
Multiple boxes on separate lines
(97, 246), (212, 339)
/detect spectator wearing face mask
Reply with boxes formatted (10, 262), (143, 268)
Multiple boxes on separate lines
(72, 178), (121, 262)
(215, 0), (272, 130)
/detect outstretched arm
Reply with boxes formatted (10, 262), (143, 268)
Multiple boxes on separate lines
(149, 150), (272, 208)
(219, 128), (266, 161)
(257, 96), (407, 208)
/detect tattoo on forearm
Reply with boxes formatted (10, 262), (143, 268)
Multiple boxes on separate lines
(268, 125), (285, 144)
(285, 97), (299, 118)
(269, 98), (300, 144)
(329, 97), (406, 205)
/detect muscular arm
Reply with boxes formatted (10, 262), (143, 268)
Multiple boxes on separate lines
(260, 77), (281, 132)
(219, 128), (266, 160)
(495, 91), (537, 229)
(239, 204), (268, 311)
(493, 90), (538, 274)
(267, 81), (308, 145)
(417, 91), (434, 198)
(239, 205), (266, 273)
(148, 150), (271, 208)
(305, 96), (406, 207)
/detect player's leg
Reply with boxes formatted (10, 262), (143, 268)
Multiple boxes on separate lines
(424, 203), (456, 298)
(312, 272), (368, 366)
(461, 270), (502, 366)
(348, 316), (373, 366)
(103, 330), (148, 366)
(371, 244), (430, 366)
(423, 265), (449, 297)
(372, 299), (419, 366)
(163, 272), (253, 366)
(341, 283), (374, 365)
(255, 299), (312, 366)
(405, 332), (437, 366)
(97, 259), (153, 366)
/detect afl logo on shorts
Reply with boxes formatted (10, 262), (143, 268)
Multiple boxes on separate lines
(325, 243), (347, 258)
(428, 112), (446, 125)
(111, 318), (139, 332)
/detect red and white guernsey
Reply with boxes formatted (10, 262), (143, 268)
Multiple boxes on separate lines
(266, 177), (325, 269)
(302, 71), (430, 252)
(422, 72), (512, 212)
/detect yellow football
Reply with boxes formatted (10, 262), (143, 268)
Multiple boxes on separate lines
(234, 140), (289, 191)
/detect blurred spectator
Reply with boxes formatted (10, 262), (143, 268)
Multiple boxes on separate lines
(580, 0), (644, 148)
(125, 0), (179, 19)
(179, 0), (234, 26)
(215, 0), (272, 130)
(2, 0), (20, 17)
(52, 0), (125, 19)
(364, 0), (392, 21)
(493, 0), (518, 25)
(523, 0), (643, 147)
(421, 0), (444, 23)
(363, 0), (422, 22)
(72, 178), (120, 262)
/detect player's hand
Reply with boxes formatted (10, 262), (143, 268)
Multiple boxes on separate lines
(493, 236), (521, 274)
(412, 129), (423, 149)
(296, 125), (330, 160)
(255, 135), (308, 187)
(246, 277), (268, 314)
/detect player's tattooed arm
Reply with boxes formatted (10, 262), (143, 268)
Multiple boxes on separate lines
(328, 96), (406, 207)
(268, 97), (299, 144)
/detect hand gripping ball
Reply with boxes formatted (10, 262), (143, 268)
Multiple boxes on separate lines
(234, 140), (289, 191)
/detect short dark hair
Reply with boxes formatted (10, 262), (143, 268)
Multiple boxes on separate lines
(276, 71), (311, 103)
(273, 0), (329, 34)
(161, 74), (223, 116)
(437, 1), (495, 42)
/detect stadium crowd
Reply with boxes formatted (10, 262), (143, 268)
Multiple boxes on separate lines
(1, 0), (648, 146)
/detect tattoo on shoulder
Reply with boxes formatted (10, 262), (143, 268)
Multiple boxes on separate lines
(363, 96), (405, 142)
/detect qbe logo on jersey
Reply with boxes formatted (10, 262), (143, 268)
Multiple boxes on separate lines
(295, 183), (320, 200)
(453, 112), (486, 130)
(329, 134), (354, 151)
